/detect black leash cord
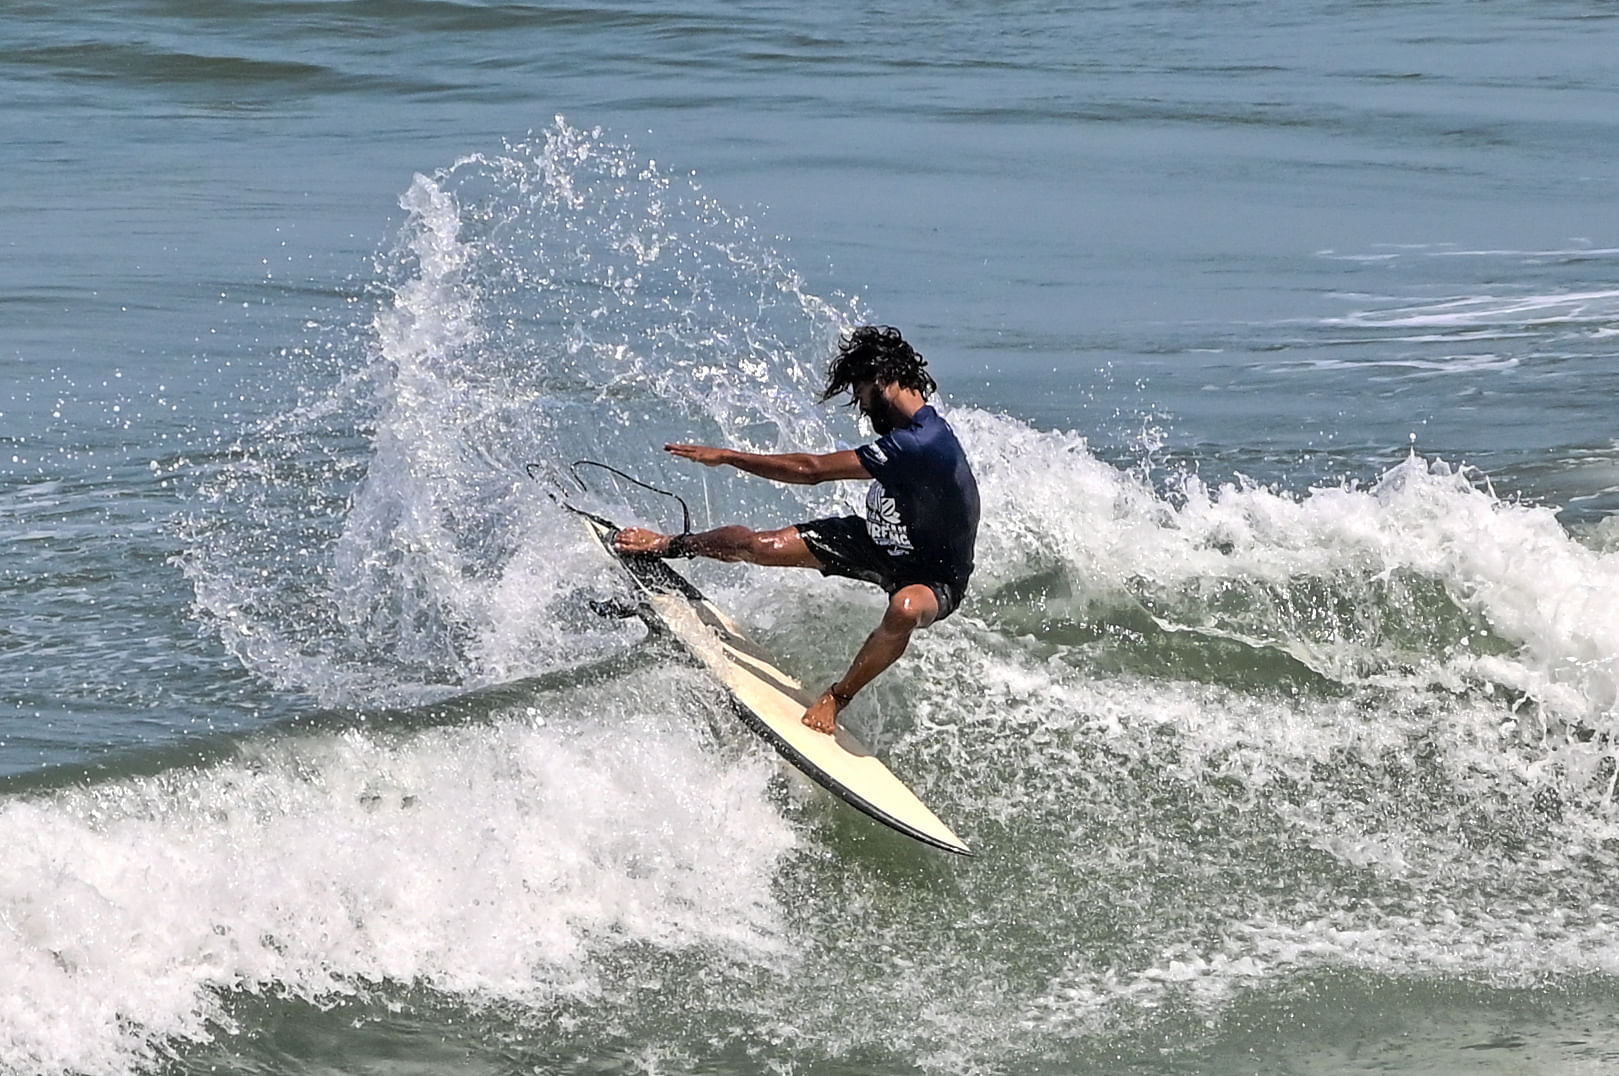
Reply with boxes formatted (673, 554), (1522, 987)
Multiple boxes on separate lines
(526, 457), (694, 538)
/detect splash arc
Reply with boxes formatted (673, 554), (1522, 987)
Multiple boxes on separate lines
(573, 508), (972, 856)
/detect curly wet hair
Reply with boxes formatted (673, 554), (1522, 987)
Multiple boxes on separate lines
(820, 325), (937, 402)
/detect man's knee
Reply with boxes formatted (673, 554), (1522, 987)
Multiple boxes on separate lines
(697, 525), (799, 565)
(742, 526), (818, 568)
(885, 585), (939, 632)
(702, 525), (758, 562)
(746, 528), (791, 559)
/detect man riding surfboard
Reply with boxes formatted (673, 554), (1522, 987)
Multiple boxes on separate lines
(613, 326), (980, 734)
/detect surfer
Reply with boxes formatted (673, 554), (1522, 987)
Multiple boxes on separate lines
(613, 325), (980, 734)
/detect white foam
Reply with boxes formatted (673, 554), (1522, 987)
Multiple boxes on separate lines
(0, 675), (794, 1076)
(645, 586), (1619, 1065)
(1427, 246), (1619, 260)
(70, 420), (1619, 1071)
(815, 602), (1619, 1053)
(1321, 243), (1619, 261)
(950, 408), (1619, 737)
(1284, 353), (1522, 375)
(1323, 289), (1619, 330)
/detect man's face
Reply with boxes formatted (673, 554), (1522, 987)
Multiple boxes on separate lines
(853, 380), (897, 436)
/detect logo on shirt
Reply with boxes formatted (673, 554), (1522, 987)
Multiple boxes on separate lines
(864, 482), (913, 553)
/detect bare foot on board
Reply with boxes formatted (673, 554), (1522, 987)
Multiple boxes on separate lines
(801, 690), (847, 735)
(612, 527), (670, 556)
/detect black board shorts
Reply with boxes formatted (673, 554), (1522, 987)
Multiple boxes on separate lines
(795, 516), (966, 621)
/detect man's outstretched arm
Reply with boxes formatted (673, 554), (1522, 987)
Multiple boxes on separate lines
(665, 443), (868, 485)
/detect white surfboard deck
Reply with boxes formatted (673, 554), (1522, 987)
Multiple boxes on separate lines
(577, 510), (971, 856)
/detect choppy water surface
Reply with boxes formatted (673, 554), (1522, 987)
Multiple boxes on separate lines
(3, 2), (1619, 1073)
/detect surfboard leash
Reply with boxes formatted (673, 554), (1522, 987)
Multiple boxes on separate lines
(526, 458), (697, 552)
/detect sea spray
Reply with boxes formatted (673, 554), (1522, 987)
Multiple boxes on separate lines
(182, 119), (857, 708)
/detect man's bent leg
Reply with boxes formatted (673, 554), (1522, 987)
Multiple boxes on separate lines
(613, 524), (823, 569)
(803, 583), (940, 734)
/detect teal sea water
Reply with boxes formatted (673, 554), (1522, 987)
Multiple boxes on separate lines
(5, 1), (1619, 1072)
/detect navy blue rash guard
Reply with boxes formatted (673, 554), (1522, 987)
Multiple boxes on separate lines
(853, 405), (980, 589)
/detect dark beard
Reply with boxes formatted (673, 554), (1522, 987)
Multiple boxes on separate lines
(867, 396), (899, 436)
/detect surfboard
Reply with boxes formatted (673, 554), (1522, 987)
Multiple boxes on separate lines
(574, 510), (971, 856)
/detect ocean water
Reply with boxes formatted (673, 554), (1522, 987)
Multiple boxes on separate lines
(4, 0), (1619, 1072)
